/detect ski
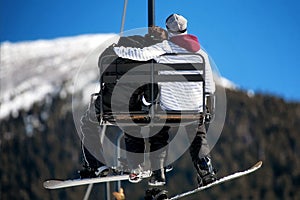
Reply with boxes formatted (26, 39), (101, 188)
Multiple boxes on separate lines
(168, 161), (263, 200)
(43, 169), (153, 189)
(43, 174), (129, 189)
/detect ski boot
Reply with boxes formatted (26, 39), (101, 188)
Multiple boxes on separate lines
(129, 165), (143, 183)
(148, 168), (166, 186)
(145, 188), (168, 200)
(194, 157), (217, 186)
(129, 165), (152, 183)
(79, 165), (110, 179)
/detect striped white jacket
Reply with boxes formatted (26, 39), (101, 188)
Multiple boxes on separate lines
(114, 40), (215, 112)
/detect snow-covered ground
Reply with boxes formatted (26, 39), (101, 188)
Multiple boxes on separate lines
(0, 34), (117, 119)
(0, 34), (237, 120)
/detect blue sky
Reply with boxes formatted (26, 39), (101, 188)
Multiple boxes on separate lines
(1, 0), (300, 101)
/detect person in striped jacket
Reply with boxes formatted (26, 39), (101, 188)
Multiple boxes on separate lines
(114, 14), (217, 187)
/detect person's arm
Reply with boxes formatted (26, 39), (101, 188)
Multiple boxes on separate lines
(113, 41), (167, 61)
(205, 61), (216, 94)
(198, 49), (216, 94)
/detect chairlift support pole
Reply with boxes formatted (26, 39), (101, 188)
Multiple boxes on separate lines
(148, 0), (155, 27)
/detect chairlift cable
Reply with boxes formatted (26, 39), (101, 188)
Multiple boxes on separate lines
(148, 0), (155, 27)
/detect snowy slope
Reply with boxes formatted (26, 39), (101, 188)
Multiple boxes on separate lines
(0, 34), (117, 119)
(0, 34), (237, 120)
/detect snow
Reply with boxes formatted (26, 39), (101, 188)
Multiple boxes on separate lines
(0, 34), (239, 120)
(215, 76), (238, 90)
(0, 34), (116, 119)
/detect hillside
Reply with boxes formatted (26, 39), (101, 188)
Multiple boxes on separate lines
(1, 87), (299, 200)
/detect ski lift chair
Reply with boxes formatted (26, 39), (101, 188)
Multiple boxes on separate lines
(91, 52), (215, 127)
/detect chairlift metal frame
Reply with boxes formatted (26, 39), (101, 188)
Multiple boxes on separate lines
(96, 53), (212, 127)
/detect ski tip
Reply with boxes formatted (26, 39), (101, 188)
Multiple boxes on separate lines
(43, 181), (50, 189)
(43, 180), (62, 189)
(253, 161), (263, 169)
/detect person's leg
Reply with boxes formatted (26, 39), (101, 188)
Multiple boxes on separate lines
(79, 110), (109, 178)
(123, 126), (147, 183)
(188, 123), (210, 161)
(148, 126), (170, 186)
(124, 132), (145, 169)
(187, 123), (217, 186)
